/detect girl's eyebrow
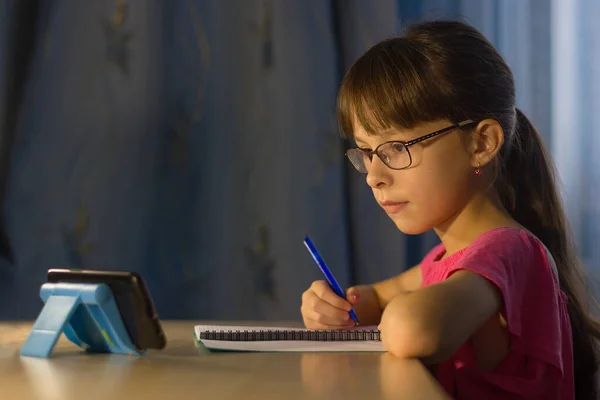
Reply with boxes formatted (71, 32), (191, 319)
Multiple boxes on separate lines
(354, 129), (409, 147)
(354, 138), (369, 147)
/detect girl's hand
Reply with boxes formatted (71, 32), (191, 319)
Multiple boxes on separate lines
(301, 280), (360, 330)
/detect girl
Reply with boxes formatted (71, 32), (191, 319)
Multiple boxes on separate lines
(300, 20), (600, 399)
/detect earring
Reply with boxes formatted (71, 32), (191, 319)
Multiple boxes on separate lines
(474, 162), (482, 177)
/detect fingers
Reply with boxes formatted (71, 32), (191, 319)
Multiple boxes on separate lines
(302, 294), (351, 323)
(303, 314), (355, 330)
(301, 281), (356, 330)
(310, 281), (352, 311)
(345, 287), (361, 305)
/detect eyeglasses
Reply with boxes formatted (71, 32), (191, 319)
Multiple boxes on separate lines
(346, 119), (475, 173)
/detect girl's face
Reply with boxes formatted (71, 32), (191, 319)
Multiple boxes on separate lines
(352, 119), (479, 235)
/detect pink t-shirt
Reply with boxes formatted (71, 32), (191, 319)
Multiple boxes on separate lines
(420, 227), (574, 399)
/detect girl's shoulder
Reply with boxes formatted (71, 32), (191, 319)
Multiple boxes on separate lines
(422, 227), (546, 266)
(421, 227), (559, 286)
(470, 227), (559, 280)
(473, 226), (541, 249)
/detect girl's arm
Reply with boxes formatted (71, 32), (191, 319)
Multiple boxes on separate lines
(347, 264), (422, 326)
(377, 270), (502, 364)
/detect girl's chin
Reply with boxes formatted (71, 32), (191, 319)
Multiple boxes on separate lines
(388, 214), (433, 236)
(391, 221), (431, 236)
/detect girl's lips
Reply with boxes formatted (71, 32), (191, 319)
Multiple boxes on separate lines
(379, 201), (409, 214)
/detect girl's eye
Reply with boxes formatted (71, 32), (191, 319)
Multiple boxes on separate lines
(391, 143), (406, 153)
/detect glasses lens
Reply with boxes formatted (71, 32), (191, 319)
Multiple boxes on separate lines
(346, 149), (369, 173)
(378, 142), (410, 169)
(346, 143), (410, 173)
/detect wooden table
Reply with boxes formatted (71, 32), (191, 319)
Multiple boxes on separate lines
(0, 321), (450, 400)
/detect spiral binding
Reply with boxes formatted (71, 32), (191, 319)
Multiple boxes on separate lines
(199, 329), (381, 342)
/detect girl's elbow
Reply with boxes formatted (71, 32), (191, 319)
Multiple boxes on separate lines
(379, 295), (460, 362)
(383, 326), (438, 358)
(381, 319), (453, 363)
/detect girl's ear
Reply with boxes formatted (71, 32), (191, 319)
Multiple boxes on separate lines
(469, 119), (505, 167)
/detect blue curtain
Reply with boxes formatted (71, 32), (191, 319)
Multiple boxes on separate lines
(0, 0), (351, 320)
(550, 0), (600, 282)
(0, 1), (595, 320)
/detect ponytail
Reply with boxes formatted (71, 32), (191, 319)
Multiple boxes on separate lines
(496, 108), (600, 398)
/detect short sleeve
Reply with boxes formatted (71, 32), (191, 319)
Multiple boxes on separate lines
(444, 228), (566, 373)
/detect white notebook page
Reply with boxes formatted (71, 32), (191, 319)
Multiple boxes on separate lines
(194, 325), (385, 352)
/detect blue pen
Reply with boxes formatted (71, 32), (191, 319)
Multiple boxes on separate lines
(303, 235), (360, 326)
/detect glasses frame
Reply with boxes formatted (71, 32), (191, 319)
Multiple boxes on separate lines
(346, 119), (476, 173)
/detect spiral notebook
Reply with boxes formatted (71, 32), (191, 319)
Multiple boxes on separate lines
(194, 324), (385, 352)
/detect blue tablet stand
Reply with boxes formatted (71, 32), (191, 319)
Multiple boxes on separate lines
(20, 282), (144, 358)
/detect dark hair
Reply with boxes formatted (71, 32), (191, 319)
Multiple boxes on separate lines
(337, 20), (600, 398)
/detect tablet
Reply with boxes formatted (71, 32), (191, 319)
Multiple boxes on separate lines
(47, 269), (167, 351)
